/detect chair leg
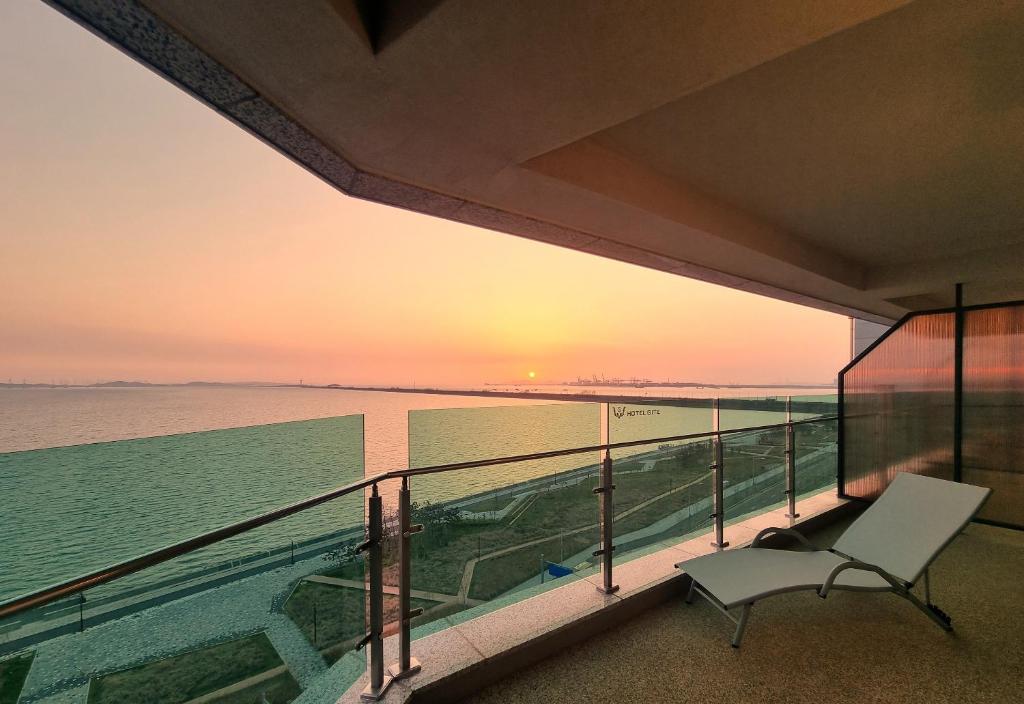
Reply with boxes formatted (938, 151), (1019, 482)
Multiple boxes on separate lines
(902, 589), (953, 631)
(732, 604), (752, 648)
(900, 568), (953, 632)
(684, 581), (754, 647)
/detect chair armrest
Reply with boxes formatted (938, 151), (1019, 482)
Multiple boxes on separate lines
(818, 560), (905, 598)
(751, 526), (818, 550)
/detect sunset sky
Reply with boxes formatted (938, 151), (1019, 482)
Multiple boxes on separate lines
(0, 1), (849, 387)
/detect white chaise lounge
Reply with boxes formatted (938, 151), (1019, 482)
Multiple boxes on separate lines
(678, 472), (991, 647)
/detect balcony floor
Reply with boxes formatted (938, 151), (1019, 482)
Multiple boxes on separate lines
(461, 514), (1024, 704)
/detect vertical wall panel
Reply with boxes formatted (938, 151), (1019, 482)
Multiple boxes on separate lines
(842, 313), (955, 499)
(962, 305), (1024, 526)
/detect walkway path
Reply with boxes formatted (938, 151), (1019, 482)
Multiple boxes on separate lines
(19, 556), (334, 703)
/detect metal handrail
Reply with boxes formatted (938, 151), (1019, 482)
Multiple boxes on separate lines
(0, 413), (836, 620)
(389, 415), (834, 478)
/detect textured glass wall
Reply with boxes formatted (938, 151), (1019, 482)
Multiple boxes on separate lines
(962, 305), (1024, 526)
(842, 313), (955, 499)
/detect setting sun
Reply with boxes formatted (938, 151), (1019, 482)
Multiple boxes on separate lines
(528, 371), (536, 379)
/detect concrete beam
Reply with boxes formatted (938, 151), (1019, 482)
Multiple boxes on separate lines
(525, 137), (866, 290)
(865, 240), (1024, 303)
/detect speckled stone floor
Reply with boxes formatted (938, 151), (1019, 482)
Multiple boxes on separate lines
(461, 516), (1024, 704)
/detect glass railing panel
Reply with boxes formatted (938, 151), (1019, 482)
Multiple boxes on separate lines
(608, 402), (714, 562)
(722, 425), (788, 524)
(718, 396), (787, 431)
(409, 402), (601, 467)
(611, 437), (714, 562)
(793, 417), (839, 508)
(407, 403), (601, 627)
(0, 415), (367, 702)
(607, 400), (713, 447)
(0, 415), (365, 603)
(789, 393), (838, 419)
(1, 496), (367, 704)
(406, 460), (602, 624)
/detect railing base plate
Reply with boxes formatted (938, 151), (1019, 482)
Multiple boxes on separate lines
(597, 584), (620, 595)
(387, 657), (422, 681)
(360, 674), (395, 701)
(711, 541), (730, 549)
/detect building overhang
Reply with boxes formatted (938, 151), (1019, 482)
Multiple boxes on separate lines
(46, 1), (1024, 323)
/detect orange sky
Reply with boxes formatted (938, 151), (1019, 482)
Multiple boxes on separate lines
(0, 1), (849, 387)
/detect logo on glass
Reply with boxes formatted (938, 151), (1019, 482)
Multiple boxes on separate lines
(612, 405), (660, 419)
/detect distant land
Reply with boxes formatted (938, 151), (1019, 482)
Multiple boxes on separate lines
(2, 379), (833, 394)
(308, 384), (835, 406)
(488, 380), (834, 390)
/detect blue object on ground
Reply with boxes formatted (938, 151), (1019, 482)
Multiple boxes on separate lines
(545, 562), (573, 578)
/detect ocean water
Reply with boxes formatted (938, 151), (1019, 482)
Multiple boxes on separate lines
(0, 386), (831, 602)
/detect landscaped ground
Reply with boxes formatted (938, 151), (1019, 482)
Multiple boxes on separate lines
(281, 425), (835, 657)
(282, 580), (366, 663)
(459, 492), (519, 514)
(411, 443), (721, 599)
(0, 652), (34, 704)
(87, 632), (298, 704)
(205, 671), (301, 704)
(282, 579), (439, 664)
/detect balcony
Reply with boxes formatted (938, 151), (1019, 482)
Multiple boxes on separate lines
(455, 511), (1024, 704)
(3, 332), (1022, 704)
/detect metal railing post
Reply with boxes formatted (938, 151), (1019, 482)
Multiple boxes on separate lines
(784, 396), (799, 519)
(953, 283), (964, 483)
(388, 477), (422, 681)
(359, 483), (393, 701)
(711, 398), (729, 548)
(594, 449), (619, 594)
(837, 373), (846, 497)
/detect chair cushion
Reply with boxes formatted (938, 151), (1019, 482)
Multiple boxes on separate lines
(833, 472), (990, 584)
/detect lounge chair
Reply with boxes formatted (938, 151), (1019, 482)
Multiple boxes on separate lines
(677, 472), (991, 647)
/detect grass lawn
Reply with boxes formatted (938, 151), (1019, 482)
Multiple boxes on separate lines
(205, 671), (301, 704)
(405, 445), (716, 600)
(87, 632), (294, 704)
(0, 652), (34, 704)
(615, 477), (711, 534)
(322, 560), (363, 581)
(283, 581), (367, 664)
(468, 530), (598, 600)
(462, 448), (714, 599)
(409, 480), (601, 596)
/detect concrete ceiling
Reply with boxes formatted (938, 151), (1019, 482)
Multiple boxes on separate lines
(48, 0), (1024, 323)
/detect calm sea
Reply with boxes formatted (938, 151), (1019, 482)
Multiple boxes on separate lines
(0, 385), (830, 602)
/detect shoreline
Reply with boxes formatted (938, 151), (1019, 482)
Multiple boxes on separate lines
(306, 384), (837, 409)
